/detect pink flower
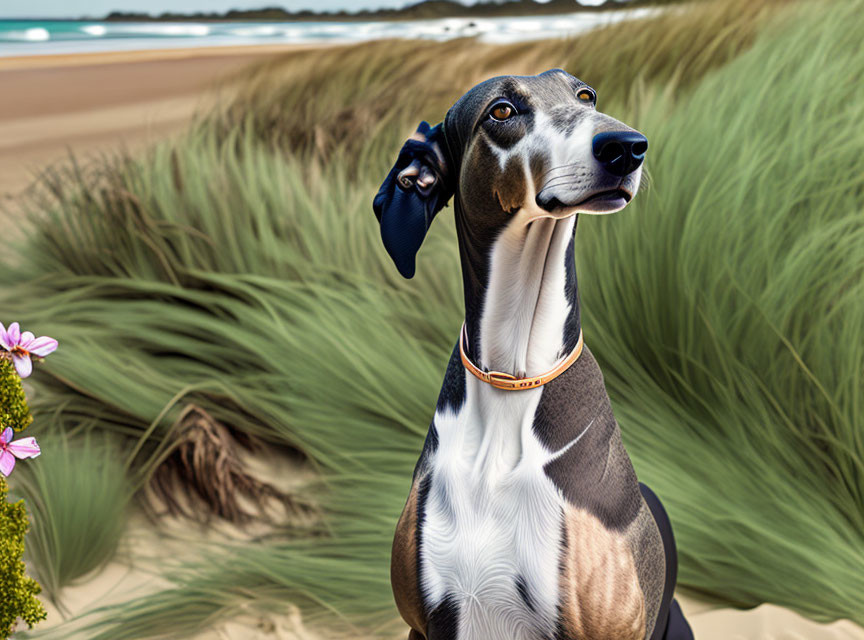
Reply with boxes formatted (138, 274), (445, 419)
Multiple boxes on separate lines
(0, 321), (58, 379)
(0, 427), (40, 476)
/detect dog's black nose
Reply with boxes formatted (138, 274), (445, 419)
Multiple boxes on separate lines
(592, 131), (648, 177)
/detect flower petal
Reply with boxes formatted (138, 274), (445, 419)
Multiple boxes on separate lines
(0, 322), (8, 350)
(8, 437), (40, 460)
(7, 322), (20, 346)
(12, 353), (32, 378)
(28, 336), (58, 357)
(0, 428), (12, 445)
(0, 451), (15, 477)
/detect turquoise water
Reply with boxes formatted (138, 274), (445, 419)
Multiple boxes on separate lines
(0, 10), (657, 57)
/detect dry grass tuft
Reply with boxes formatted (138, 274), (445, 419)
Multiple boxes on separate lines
(148, 405), (316, 526)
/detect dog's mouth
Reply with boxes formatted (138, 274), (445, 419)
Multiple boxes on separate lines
(573, 188), (632, 214)
(535, 188), (632, 217)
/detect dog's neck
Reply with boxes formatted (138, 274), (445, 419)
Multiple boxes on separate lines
(457, 210), (581, 379)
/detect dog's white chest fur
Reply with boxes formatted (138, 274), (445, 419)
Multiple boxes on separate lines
(420, 379), (567, 640)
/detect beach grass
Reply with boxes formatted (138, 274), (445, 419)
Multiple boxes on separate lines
(209, 0), (782, 162)
(10, 432), (132, 609)
(3, 0), (863, 636)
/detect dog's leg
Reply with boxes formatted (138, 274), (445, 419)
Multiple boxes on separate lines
(638, 483), (694, 640)
(662, 599), (695, 640)
(425, 596), (459, 640)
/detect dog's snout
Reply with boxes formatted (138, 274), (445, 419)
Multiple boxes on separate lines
(592, 131), (648, 177)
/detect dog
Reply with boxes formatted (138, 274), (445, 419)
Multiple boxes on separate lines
(374, 69), (694, 640)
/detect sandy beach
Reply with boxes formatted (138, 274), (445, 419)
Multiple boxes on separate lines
(4, 44), (864, 640)
(0, 44), (323, 203)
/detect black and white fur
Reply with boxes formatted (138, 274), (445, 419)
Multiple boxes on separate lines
(375, 69), (694, 640)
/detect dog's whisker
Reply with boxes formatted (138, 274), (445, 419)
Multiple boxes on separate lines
(537, 163), (580, 182)
(539, 174), (580, 191)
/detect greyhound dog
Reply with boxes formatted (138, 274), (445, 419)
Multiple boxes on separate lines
(374, 69), (694, 640)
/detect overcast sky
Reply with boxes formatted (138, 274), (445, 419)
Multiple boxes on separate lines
(2, 0), (522, 19)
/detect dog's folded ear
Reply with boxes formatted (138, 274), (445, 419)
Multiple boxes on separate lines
(373, 121), (453, 279)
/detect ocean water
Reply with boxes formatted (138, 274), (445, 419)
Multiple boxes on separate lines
(0, 9), (657, 57)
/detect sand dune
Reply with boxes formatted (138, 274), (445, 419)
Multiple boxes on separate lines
(39, 513), (864, 640)
(679, 596), (864, 640)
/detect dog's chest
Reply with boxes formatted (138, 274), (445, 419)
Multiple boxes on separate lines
(420, 388), (565, 640)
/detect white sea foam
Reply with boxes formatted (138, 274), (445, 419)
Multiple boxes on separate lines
(81, 25), (108, 36)
(26, 27), (50, 41)
(0, 26), (52, 42)
(230, 25), (279, 37)
(509, 20), (543, 32)
(112, 23), (212, 37)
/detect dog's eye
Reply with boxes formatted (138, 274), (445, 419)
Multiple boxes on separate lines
(576, 88), (596, 105)
(490, 102), (516, 121)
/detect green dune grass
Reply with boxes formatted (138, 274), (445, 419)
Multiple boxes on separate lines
(3, 0), (863, 636)
(10, 432), (132, 609)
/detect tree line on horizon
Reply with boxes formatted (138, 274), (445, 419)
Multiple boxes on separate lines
(101, 0), (654, 23)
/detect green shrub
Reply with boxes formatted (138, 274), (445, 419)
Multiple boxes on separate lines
(0, 477), (46, 636)
(0, 350), (45, 637)
(0, 357), (33, 432)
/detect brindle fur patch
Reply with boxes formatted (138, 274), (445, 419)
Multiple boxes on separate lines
(494, 153), (528, 214)
(535, 349), (643, 531)
(559, 506), (647, 640)
(392, 481), (427, 635)
(459, 135), (514, 229)
(625, 500), (667, 639)
(530, 151), (550, 197)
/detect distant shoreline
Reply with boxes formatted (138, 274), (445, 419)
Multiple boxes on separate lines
(0, 1), (677, 25)
(85, 0), (654, 23)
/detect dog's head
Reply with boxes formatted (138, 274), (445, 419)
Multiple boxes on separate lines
(373, 69), (647, 278)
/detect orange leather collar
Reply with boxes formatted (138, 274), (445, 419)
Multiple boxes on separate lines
(459, 323), (584, 391)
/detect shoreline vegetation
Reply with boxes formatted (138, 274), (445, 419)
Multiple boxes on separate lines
(2, 0), (864, 637)
(97, 0), (667, 23)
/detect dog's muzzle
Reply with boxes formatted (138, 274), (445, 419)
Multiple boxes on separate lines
(535, 130), (647, 215)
